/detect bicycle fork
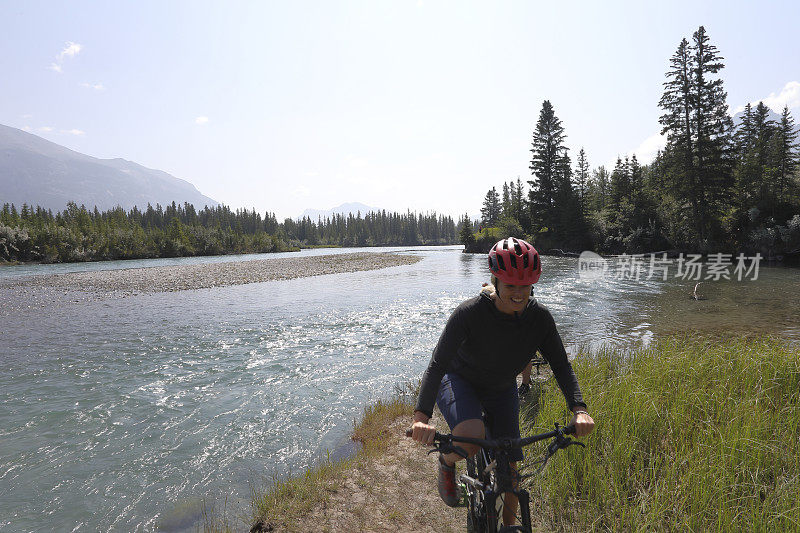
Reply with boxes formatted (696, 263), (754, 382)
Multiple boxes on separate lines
(460, 476), (534, 532)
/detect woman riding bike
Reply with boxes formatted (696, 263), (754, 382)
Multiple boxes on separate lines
(410, 237), (595, 527)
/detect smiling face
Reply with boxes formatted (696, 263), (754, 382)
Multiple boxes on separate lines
(494, 281), (534, 315)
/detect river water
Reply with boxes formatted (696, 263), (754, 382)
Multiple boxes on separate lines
(1, 246), (798, 531)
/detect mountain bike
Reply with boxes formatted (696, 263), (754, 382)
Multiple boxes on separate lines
(407, 422), (583, 533)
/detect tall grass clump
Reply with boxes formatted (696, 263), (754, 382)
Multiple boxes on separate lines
(523, 335), (800, 532)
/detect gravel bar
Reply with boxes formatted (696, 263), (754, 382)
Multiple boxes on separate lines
(0, 252), (420, 314)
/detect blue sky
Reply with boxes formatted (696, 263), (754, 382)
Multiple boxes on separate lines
(1, 0), (799, 219)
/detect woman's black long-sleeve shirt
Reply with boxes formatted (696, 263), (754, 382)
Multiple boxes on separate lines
(415, 293), (586, 418)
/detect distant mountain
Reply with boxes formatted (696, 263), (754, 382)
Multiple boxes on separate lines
(732, 106), (783, 126)
(300, 202), (381, 220)
(0, 124), (218, 213)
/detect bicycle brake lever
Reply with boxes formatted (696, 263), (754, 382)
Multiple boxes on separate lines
(427, 444), (469, 459)
(444, 444), (469, 458)
(560, 438), (585, 449)
(547, 439), (560, 456)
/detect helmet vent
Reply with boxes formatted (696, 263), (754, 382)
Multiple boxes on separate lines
(496, 254), (506, 271)
(513, 241), (523, 255)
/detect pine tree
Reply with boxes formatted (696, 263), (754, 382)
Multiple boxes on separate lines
(734, 103), (755, 157)
(691, 26), (734, 241)
(752, 102), (776, 170)
(751, 102), (778, 209)
(629, 154), (642, 197)
(659, 37), (694, 188)
(732, 103), (761, 229)
(459, 214), (476, 246)
(513, 177), (528, 229)
(658, 26), (732, 247)
(592, 166), (609, 211)
(609, 157), (630, 209)
(553, 148), (586, 247)
(529, 100), (567, 232)
(776, 106), (798, 203)
(501, 182), (512, 220)
(480, 187), (501, 226)
(575, 148), (590, 214)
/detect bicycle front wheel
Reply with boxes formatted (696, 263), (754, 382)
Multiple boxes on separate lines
(465, 454), (488, 533)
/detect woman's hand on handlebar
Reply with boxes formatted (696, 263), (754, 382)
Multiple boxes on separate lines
(570, 411), (595, 438)
(410, 411), (436, 445)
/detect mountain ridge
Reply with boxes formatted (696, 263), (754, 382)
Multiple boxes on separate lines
(0, 124), (218, 213)
(300, 202), (381, 220)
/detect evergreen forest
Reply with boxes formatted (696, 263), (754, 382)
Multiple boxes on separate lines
(0, 201), (456, 263)
(469, 26), (800, 258)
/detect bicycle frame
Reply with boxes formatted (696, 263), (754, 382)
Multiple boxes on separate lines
(460, 440), (533, 532)
(412, 423), (579, 533)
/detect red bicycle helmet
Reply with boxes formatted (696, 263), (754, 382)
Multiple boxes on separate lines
(488, 237), (541, 285)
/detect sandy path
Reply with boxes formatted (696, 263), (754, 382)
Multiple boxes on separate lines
(268, 416), (467, 533)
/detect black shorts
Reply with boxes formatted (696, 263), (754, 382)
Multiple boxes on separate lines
(435, 372), (523, 462)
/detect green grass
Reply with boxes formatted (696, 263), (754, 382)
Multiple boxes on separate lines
(523, 335), (800, 532)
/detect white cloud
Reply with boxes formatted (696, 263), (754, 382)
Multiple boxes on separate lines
(81, 82), (105, 91)
(762, 81), (800, 112)
(22, 126), (32, 132)
(48, 41), (83, 73)
(58, 41), (82, 60)
(733, 81), (800, 115)
(602, 131), (667, 169)
(62, 129), (85, 136)
(195, 116), (209, 125)
(21, 114), (33, 119)
(38, 126), (54, 132)
(633, 132), (667, 164)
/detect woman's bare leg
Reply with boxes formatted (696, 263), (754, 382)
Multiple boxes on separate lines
(503, 461), (519, 525)
(441, 418), (484, 466)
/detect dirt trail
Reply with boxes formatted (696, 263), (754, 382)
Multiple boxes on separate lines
(268, 416), (465, 533)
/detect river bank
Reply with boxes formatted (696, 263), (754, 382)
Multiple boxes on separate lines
(0, 252), (420, 315)
(240, 334), (800, 532)
(238, 386), (468, 533)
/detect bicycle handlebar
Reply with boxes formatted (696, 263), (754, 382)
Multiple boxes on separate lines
(404, 423), (576, 451)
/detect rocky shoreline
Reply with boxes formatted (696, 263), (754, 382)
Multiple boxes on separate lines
(0, 252), (420, 314)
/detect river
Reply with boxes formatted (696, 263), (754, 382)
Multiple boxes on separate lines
(1, 246), (798, 531)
